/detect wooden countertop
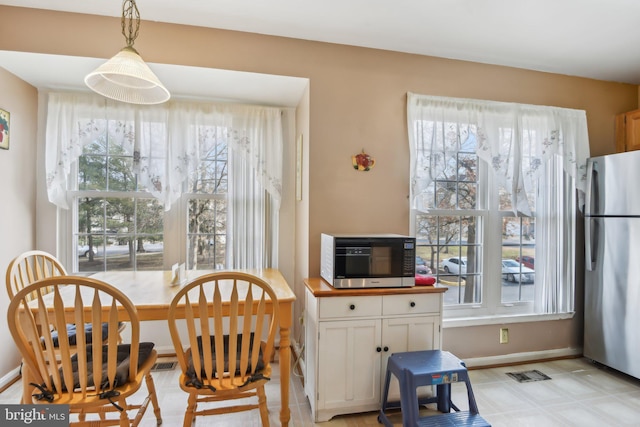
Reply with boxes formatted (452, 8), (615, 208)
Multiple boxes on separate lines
(304, 277), (448, 297)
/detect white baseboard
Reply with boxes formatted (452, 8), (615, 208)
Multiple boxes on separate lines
(1, 347), (580, 391)
(463, 347), (583, 368)
(0, 366), (22, 391)
(155, 345), (178, 356)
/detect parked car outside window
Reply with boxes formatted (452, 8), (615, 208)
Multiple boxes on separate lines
(78, 245), (95, 257)
(516, 255), (534, 269)
(502, 259), (535, 283)
(441, 257), (467, 275)
(416, 265), (432, 275)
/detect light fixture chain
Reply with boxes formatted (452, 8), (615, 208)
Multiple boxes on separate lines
(121, 0), (141, 47)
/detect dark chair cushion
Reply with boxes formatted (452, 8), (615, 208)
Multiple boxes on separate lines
(60, 342), (155, 391)
(186, 334), (264, 378)
(51, 322), (120, 347)
(51, 322), (122, 347)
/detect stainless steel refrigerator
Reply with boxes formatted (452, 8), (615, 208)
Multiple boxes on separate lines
(584, 150), (640, 380)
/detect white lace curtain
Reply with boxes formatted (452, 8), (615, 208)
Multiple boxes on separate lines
(45, 92), (282, 210)
(407, 93), (590, 216)
(45, 92), (283, 269)
(407, 93), (590, 314)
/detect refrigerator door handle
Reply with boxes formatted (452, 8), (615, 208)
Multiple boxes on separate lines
(585, 218), (598, 271)
(585, 160), (598, 271)
(585, 160), (598, 216)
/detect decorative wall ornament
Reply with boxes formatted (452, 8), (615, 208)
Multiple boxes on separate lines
(0, 108), (9, 150)
(352, 149), (375, 171)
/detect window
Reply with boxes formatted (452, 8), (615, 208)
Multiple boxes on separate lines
(185, 126), (229, 270)
(407, 93), (589, 319)
(73, 125), (165, 272)
(46, 92), (284, 273)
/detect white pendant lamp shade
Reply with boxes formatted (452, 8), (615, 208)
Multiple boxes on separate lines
(85, 46), (170, 105)
(84, 0), (170, 105)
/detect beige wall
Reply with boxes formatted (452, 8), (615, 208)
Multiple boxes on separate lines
(0, 66), (38, 382)
(1, 5), (638, 371)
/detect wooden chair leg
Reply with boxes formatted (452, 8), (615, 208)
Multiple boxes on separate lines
(144, 372), (162, 425)
(257, 385), (270, 427)
(183, 393), (197, 427)
(119, 400), (129, 427)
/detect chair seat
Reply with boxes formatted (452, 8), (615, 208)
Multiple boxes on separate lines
(180, 364), (272, 394)
(63, 342), (155, 391)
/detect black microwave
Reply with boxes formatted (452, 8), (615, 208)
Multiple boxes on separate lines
(320, 233), (416, 288)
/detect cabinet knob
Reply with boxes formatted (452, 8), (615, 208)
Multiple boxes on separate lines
(349, 304), (356, 310)
(376, 346), (382, 352)
(410, 301), (416, 307)
(383, 346), (389, 352)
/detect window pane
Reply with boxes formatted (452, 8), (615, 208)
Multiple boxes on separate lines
(187, 198), (227, 269)
(107, 120), (133, 155)
(107, 156), (136, 191)
(416, 214), (482, 305)
(106, 197), (134, 233)
(78, 156), (107, 191)
(457, 153), (478, 181)
(83, 134), (107, 155)
(137, 199), (164, 234)
(76, 196), (164, 272)
(78, 197), (105, 233)
(501, 217), (535, 303)
(457, 183), (477, 209)
(191, 159), (228, 194)
(189, 127), (228, 194)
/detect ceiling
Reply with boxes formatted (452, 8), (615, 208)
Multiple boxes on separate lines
(0, 50), (309, 107)
(1, 0), (640, 104)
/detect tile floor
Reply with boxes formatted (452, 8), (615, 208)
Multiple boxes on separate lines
(2, 356), (640, 426)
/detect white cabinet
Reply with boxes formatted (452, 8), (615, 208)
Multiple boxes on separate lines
(304, 281), (444, 422)
(317, 318), (381, 413)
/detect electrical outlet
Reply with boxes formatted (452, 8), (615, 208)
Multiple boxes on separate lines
(500, 327), (509, 344)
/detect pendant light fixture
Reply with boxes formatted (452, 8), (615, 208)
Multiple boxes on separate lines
(85, 0), (170, 105)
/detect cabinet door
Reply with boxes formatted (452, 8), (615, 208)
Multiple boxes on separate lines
(381, 315), (441, 400)
(626, 109), (640, 151)
(617, 109), (640, 152)
(317, 319), (381, 412)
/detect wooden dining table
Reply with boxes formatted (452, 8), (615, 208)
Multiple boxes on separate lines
(22, 268), (296, 427)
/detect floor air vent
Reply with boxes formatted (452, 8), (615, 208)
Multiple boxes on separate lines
(506, 369), (551, 383)
(152, 361), (178, 371)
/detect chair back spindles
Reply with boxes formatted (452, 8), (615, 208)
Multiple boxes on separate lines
(6, 250), (66, 301)
(168, 271), (280, 426)
(7, 276), (162, 425)
(6, 251), (128, 353)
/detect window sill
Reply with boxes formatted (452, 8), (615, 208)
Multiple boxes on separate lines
(443, 311), (575, 328)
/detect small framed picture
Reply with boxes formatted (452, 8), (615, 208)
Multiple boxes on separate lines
(0, 108), (9, 150)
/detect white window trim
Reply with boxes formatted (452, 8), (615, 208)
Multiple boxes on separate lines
(444, 311), (575, 328)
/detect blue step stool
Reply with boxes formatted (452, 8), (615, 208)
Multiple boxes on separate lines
(379, 350), (490, 427)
